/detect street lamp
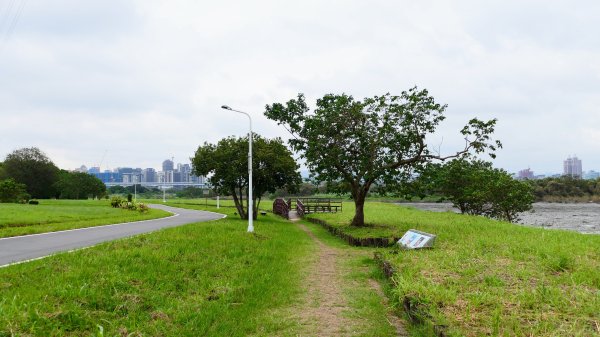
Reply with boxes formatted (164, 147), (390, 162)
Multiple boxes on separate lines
(221, 105), (254, 233)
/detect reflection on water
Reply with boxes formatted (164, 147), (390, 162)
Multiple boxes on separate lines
(398, 202), (600, 234)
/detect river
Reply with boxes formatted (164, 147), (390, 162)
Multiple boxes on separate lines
(397, 202), (600, 234)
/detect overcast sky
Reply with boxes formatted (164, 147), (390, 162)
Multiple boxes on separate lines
(1, 0), (598, 175)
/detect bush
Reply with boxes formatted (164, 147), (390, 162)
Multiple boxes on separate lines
(110, 196), (148, 213)
(137, 203), (149, 213)
(28, 200), (39, 205)
(110, 196), (125, 208)
(120, 201), (139, 211)
(0, 178), (29, 203)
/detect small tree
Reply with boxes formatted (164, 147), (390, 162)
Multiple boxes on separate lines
(432, 159), (495, 215)
(192, 135), (301, 220)
(485, 172), (534, 222)
(0, 178), (29, 203)
(265, 88), (501, 226)
(415, 159), (534, 222)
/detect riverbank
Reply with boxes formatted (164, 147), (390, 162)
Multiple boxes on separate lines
(398, 202), (600, 234)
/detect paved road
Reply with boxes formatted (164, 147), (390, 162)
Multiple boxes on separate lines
(0, 204), (225, 267)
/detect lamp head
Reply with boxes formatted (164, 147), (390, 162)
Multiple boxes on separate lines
(221, 105), (232, 110)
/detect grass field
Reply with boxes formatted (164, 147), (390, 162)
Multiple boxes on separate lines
(0, 200), (170, 238)
(308, 202), (600, 336)
(0, 204), (315, 336)
(161, 201), (403, 336)
(0, 200), (403, 336)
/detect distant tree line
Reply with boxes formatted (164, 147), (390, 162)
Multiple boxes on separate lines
(526, 176), (600, 202)
(0, 147), (106, 203)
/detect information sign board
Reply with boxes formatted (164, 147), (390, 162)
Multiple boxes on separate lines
(397, 229), (436, 249)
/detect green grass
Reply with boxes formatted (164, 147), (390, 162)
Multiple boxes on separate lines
(0, 200), (170, 238)
(308, 202), (600, 337)
(141, 198), (274, 211)
(0, 204), (315, 336)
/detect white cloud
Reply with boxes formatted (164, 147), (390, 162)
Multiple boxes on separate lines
(0, 0), (599, 174)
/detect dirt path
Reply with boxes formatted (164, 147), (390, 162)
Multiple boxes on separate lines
(295, 221), (352, 336)
(290, 212), (407, 337)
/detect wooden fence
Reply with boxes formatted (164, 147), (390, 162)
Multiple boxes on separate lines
(295, 197), (342, 214)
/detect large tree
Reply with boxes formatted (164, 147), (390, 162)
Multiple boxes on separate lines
(192, 135), (301, 220)
(3, 147), (60, 199)
(264, 88), (501, 226)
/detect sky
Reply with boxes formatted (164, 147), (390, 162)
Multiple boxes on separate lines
(0, 0), (599, 175)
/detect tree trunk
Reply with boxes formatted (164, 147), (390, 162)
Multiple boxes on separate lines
(350, 188), (367, 226)
(252, 197), (258, 220)
(252, 197), (262, 220)
(231, 188), (246, 219)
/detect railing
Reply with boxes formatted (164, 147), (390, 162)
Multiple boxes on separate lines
(273, 198), (289, 219)
(296, 199), (305, 217)
(296, 198), (342, 214)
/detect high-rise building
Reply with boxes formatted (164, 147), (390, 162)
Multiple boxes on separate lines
(563, 156), (582, 178)
(143, 168), (157, 183)
(517, 168), (534, 180)
(162, 159), (174, 172)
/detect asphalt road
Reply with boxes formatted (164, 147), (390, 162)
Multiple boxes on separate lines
(0, 204), (225, 267)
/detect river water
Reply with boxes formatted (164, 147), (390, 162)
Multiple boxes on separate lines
(398, 202), (600, 234)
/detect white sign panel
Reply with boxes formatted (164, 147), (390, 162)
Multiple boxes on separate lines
(397, 229), (436, 249)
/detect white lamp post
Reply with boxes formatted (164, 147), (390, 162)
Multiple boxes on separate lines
(221, 105), (254, 233)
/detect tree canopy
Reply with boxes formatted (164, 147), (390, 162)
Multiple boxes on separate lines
(265, 88), (501, 226)
(3, 147), (60, 199)
(192, 135), (301, 220)
(54, 170), (106, 199)
(410, 159), (534, 222)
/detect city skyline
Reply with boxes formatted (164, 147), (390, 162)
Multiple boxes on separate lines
(75, 157), (205, 185)
(69, 154), (600, 180)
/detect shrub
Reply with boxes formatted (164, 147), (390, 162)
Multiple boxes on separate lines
(0, 178), (29, 203)
(120, 201), (137, 211)
(110, 196), (124, 208)
(28, 200), (39, 205)
(137, 203), (149, 213)
(127, 193), (133, 202)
